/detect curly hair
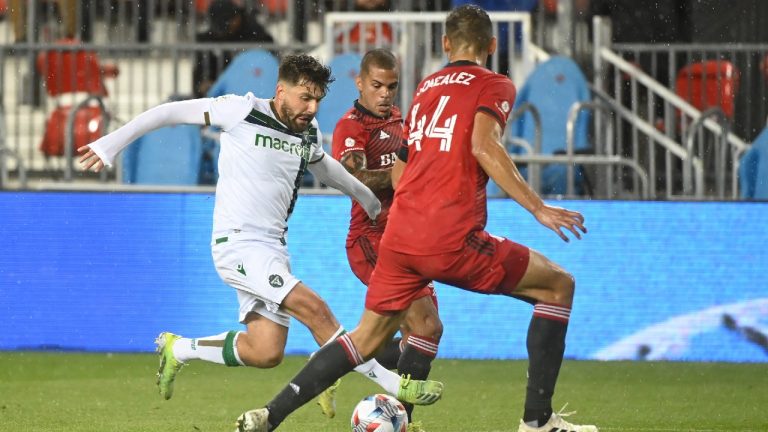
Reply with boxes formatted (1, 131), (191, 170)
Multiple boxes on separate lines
(445, 4), (493, 55)
(278, 54), (335, 96)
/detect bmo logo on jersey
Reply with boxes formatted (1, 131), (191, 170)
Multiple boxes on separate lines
(379, 152), (396, 167)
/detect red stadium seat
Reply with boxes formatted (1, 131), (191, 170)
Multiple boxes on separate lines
(36, 38), (118, 157)
(676, 60), (739, 119)
(40, 106), (105, 157)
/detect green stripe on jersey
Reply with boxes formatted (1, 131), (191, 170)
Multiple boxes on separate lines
(246, 109), (299, 137)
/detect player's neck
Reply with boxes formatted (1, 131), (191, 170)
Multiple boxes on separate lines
(269, 99), (287, 126)
(447, 51), (487, 67)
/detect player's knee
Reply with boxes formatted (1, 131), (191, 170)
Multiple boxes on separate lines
(423, 314), (443, 341)
(552, 271), (575, 305)
(247, 348), (284, 368)
(301, 297), (336, 328)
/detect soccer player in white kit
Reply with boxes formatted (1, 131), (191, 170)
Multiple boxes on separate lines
(78, 54), (442, 418)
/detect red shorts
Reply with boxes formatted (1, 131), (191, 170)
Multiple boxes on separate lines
(348, 234), (438, 308)
(365, 231), (530, 313)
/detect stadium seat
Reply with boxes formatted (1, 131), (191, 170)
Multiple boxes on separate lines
(36, 38), (118, 158)
(739, 126), (768, 200)
(676, 60), (740, 119)
(121, 124), (204, 185)
(39, 106), (104, 158)
(502, 56), (591, 196)
(206, 49), (279, 99)
(316, 53), (362, 143)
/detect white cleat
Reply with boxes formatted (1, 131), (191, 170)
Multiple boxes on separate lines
(234, 408), (269, 432)
(517, 413), (598, 432)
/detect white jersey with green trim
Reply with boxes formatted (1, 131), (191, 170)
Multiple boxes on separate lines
(207, 93), (324, 244)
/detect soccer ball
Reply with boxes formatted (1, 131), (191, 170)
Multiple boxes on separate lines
(350, 393), (408, 432)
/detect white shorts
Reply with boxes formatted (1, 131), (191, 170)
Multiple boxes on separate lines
(212, 234), (300, 327)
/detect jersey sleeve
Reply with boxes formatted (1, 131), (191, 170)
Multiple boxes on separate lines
(476, 77), (517, 129)
(332, 117), (367, 161)
(205, 92), (255, 131)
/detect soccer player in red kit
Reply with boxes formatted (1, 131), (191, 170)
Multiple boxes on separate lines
(330, 49), (442, 431)
(234, 5), (598, 432)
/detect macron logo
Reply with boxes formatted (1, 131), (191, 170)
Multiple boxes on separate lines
(379, 130), (390, 140)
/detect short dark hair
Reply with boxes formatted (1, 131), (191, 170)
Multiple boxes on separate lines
(360, 49), (398, 75)
(278, 54), (335, 96)
(445, 4), (493, 54)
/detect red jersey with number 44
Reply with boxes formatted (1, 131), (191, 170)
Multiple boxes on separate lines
(382, 61), (516, 255)
(332, 101), (403, 246)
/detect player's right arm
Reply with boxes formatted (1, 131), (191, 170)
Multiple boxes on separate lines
(79, 96), (247, 172)
(332, 118), (391, 193)
(339, 152), (392, 193)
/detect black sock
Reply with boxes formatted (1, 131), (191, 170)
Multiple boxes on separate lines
(266, 335), (361, 430)
(522, 303), (570, 426)
(397, 335), (438, 421)
(374, 337), (402, 370)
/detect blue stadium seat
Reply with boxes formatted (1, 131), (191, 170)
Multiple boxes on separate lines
(122, 124), (203, 185)
(502, 56), (591, 196)
(739, 127), (768, 200)
(206, 49), (279, 99)
(316, 53), (363, 143)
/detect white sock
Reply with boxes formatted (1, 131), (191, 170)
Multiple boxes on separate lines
(354, 359), (402, 396)
(321, 326), (401, 396)
(172, 331), (244, 366)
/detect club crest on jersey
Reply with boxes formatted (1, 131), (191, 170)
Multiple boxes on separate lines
(345, 137), (356, 147)
(268, 274), (284, 288)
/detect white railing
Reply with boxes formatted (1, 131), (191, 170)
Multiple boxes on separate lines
(593, 17), (750, 199)
(324, 11), (537, 114)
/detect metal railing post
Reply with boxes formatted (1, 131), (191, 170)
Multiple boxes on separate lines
(684, 107), (729, 199)
(566, 101), (617, 197)
(508, 102), (542, 193)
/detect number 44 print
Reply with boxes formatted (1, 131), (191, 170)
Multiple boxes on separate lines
(407, 96), (457, 152)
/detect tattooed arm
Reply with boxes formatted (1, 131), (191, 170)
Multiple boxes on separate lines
(339, 151), (393, 193)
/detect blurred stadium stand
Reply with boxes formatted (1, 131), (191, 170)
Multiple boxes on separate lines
(0, 0), (765, 201)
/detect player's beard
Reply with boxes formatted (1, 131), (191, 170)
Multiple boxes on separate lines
(280, 104), (313, 133)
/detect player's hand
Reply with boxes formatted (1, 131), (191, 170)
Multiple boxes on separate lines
(363, 199), (382, 222)
(77, 145), (105, 172)
(532, 204), (587, 242)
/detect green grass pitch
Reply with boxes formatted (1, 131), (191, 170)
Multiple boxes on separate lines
(1, 352), (766, 431)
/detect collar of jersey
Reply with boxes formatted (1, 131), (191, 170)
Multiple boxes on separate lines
(354, 99), (392, 120)
(245, 105), (306, 139)
(444, 60), (480, 68)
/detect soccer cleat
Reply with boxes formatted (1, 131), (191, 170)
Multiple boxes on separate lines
(396, 374), (444, 406)
(155, 332), (184, 400)
(516, 411), (598, 432)
(316, 378), (340, 418)
(234, 408), (269, 432)
(407, 420), (426, 432)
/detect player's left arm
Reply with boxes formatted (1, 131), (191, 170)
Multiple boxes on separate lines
(471, 112), (586, 242)
(308, 154), (382, 220)
(340, 151), (393, 193)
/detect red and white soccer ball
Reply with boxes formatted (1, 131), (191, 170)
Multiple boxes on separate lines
(350, 393), (408, 432)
